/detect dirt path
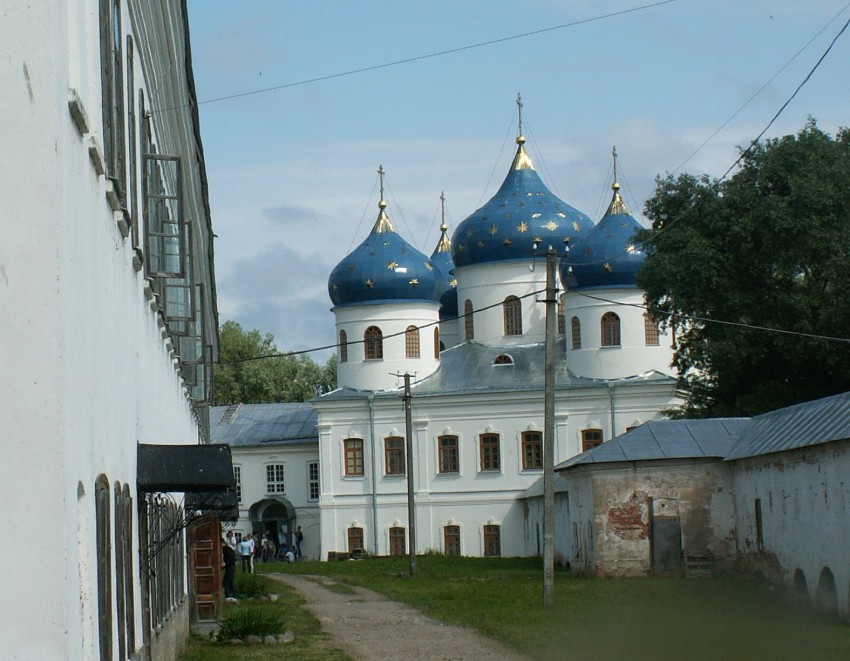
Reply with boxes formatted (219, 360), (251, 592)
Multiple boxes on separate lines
(270, 573), (529, 661)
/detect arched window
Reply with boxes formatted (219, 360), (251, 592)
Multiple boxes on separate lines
(95, 475), (113, 661)
(405, 326), (420, 358)
(582, 429), (604, 452)
(433, 327), (440, 358)
(464, 299), (474, 339)
(503, 295), (522, 335)
(493, 354), (513, 366)
(364, 326), (383, 360)
(571, 316), (582, 349)
(644, 314), (659, 346)
(483, 524), (501, 557)
(601, 312), (621, 347)
(557, 296), (566, 334)
(389, 527), (406, 556)
(339, 330), (348, 362)
(522, 431), (542, 470)
(444, 525), (461, 556)
(348, 527), (364, 552)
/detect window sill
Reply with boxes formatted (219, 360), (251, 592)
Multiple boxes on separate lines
(436, 472), (460, 477)
(600, 345), (621, 349)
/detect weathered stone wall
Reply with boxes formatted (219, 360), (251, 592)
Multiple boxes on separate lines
(730, 440), (850, 619)
(568, 460), (736, 577)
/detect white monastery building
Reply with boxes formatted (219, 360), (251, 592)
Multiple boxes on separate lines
(2, 3), (230, 660)
(213, 113), (683, 560)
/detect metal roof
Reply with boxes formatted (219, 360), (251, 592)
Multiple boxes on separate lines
(518, 473), (571, 499)
(725, 390), (850, 460)
(556, 418), (749, 471)
(209, 402), (318, 447)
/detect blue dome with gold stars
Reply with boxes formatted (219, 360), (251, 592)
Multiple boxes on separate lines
(562, 181), (645, 291)
(430, 212), (458, 319)
(451, 136), (594, 268)
(329, 198), (443, 308)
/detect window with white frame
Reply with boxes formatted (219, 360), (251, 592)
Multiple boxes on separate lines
(307, 461), (319, 500)
(266, 464), (285, 494)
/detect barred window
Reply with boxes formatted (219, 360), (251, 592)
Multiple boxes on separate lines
(558, 296), (566, 334)
(644, 314), (660, 346)
(601, 312), (621, 347)
(364, 326), (383, 360)
(348, 527), (364, 552)
(95, 475), (113, 661)
(405, 326), (420, 358)
(503, 295), (522, 335)
(389, 527), (406, 556)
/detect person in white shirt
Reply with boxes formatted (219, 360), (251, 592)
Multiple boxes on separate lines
(237, 533), (254, 573)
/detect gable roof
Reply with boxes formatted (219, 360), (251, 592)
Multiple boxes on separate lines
(725, 390), (850, 460)
(556, 418), (749, 471)
(209, 403), (318, 447)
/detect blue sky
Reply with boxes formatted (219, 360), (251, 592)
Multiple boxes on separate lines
(186, 0), (850, 360)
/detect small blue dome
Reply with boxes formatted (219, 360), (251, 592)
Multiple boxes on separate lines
(451, 137), (594, 268)
(329, 200), (443, 308)
(562, 184), (645, 290)
(430, 221), (458, 319)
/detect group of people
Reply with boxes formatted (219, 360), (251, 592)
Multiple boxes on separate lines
(220, 526), (305, 599)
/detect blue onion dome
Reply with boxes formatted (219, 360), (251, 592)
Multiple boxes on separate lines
(451, 135), (594, 268)
(562, 180), (645, 290)
(429, 202), (458, 319)
(328, 197), (443, 307)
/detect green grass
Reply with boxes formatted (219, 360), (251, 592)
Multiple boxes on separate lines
(180, 575), (353, 661)
(258, 556), (850, 660)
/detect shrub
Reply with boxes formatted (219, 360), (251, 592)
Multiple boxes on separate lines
(217, 606), (283, 641)
(235, 572), (272, 598)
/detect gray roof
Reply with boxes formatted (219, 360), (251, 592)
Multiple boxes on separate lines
(725, 390), (850, 460)
(317, 341), (675, 402)
(518, 473), (571, 499)
(556, 418), (750, 471)
(210, 403), (318, 447)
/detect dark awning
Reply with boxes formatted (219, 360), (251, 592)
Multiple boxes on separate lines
(137, 443), (235, 493)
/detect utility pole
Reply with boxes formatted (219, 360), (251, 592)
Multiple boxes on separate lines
(543, 246), (558, 607)
(403, 372), (417, 576)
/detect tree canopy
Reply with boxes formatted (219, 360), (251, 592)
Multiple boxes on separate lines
(213, 321), (337, 405)
(636, 120), (850, 417)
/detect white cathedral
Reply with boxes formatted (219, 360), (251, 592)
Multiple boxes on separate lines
(211, 119), (683, 560)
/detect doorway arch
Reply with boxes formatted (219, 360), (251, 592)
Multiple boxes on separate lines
(248, 497), (297, 556)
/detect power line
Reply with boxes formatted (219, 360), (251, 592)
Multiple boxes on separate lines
(183, 1), (679, 111)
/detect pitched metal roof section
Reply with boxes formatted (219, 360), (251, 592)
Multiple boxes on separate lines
(209, 402), (318, 447)
(724, 391), (850, 460)
(518, 473), (570, 499)
(407, 341), (675, 396)
(556, 418), (750, 471)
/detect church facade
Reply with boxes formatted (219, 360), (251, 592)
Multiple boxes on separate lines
(213, 123), (683, 560)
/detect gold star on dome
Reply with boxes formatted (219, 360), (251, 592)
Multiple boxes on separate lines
(386, 261), (398, 271)
(531, 213), (541, 219)
(603, 263), (613, 272)
(544, 221), (559, 232)
(424, 262), (433, 270)
(503, 238), (512, 247)
(517, 222), (529, 233)
(572, 221), (581, 232)
(504, 212), (513, 220)
(533, 236), (543, 244)
(346, 263), (356, 272)
(449, 278), (457, 287)
(556, 212), (566, 218)
(626, 244), (636, 254)
(466, 229), (475, 238)
(409, 278), (419, 286)
(458, 244), (465, 252)
(583, 246), (592, 256)
(365, 279), (374, 287)
(477, 240), (485, 248)
(489, 224), (499, 235)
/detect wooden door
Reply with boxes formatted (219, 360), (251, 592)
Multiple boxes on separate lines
(188, 516), (221, 622)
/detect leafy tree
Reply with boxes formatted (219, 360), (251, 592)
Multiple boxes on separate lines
(214, 321), (337, 404)
(636, 120), (850, 417)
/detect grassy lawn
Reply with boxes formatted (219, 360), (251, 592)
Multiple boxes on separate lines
(180, 572), (352, 661)
(260, 556), (850, 661)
